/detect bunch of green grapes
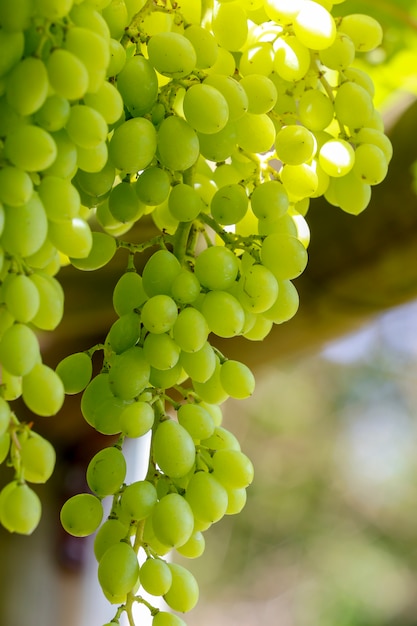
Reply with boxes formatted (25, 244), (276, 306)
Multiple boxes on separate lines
(0, 0), (390, 623)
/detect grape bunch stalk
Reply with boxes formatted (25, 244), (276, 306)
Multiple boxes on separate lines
(0, 0), (391, 625)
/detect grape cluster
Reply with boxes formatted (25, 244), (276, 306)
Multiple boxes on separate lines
(0, 0), (390, 624)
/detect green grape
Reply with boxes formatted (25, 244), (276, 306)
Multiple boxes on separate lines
(352, 143), (388, 185)
(32, 92), (71, 131)
(6, 56), (48, 116)
(81, 372), (126, 435)
(70, 231), (117, 271)
(34, 0), (73, 18)
(135, 167), (171, 206)
(0, 481), (41, 535)
(297, 89), (334, 131)
(210, 183), (248, 225)
(201, 290), (245, 338)
(153, 612), (187, 626)
(183, 24), (217, 69)
(334, 81), (374, 129)
(339, 13), (383, 52)
(164, 563), (199, 613)
(318, 138), (355, 177)
(179, 341), (216, 383)
(19, 433), (56, 484)
(273, 36), (310, 82)
(38, 175), (80, 222)
(238, 264), (279, 313)
(177, 403), (215, 440)
(225, 486), (247, 515)
(149, 361), (183, 389)
(172, 307), (209, 354)
(46, 49), (89, 100)
(0, 397), (11, 436)
(107, 37), (126, 76)
(56, 352), (93, 395)
(86, 447), (127, 497)
(195, 246), (239, 292)
(239, 74), (277, 115)
(109, 117), (157, 173)
(113, 271), (147, 316)
(239, 42), (274, 77)
(45, 130), (77, 178)
(220, 359), (255, 399)
(185, 471), (228, 523)
(250, 180), (289, 221)
(212, 449), (254, 489)
(22, 363), (65, 416)
(183, 83), (229, 134)
(201, 425), (241, 451)
(77, 141), (109, 174)
(331, 169), (371, 215)
(354, 127), (393, 163)
(153, 419), (195, 478)
(193, 358), (229, 404)
(142, 249), (181, 297)
(98, 541), (139, 604)
(66, 104), (107, 150)
(212, 1), (248, 51)
(152, 493), (194, 548)
(101, 0), (129, 38)
(263, 279), (299, 323)
(75, 157), (116, 201)
(84, 81), (123, 125)
(60, 493), (103, 537)
(140, 557), (172, 596)
(119, 480), (157, 522)
(0, 166), (33, 207)
(93, 518), (129, 561)
(147, 31), (196, 78)
(263, 0), (303, 23)
(141, 294), (178, 334)
(106, 313), (141, 355)
(293, 1), (336, 50)
(2, 273), (40, 323)
(5, 125), (57, 172)
(108, 181), (144, 223)
(116, 54), (158, 117)
(157, 116), (199, 172)
(0, 29), (24, 77)
(65, 26), (109, 92)
(108, 347), (150, 400)
(261, 233), (308, 279)
(0, 432), (10, 464)
(48, 217), (93, 259)
(280, 163), (318, 200)
(172, 269), (201, 304)
(143, 332), (180, 370)
(119, 401), (154, 438)
(0, 323), (40, 377)
(275, 125), (317, 165)
(1, 368), (22, 402)
(197, 122), (237, 162)
(1, 194), (47, 257)
(319, 33), (355, 70)
(168, 183), (203, 222)
(235, 112), (276, 153)
(343, 66), (375, 97)
(70, 3), (110, 38)
(29, 272), (64, 331)
(176, 530), (205, 559)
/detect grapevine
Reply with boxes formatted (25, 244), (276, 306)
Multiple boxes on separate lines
(0, 1), (391, 625)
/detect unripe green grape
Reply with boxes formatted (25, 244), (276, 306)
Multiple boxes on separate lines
(141, 295), (178, 334)
(200, 290), (244, 339)
(19, 433), (56, 484)
(65, 26), (110, 91)
(185, 471), (228, 523)
(226, 486), (247, 515)
(297, 89), (334, 131)
(135, 167), (171, 206)
(81, 373), (126, 435)
(193, 358), (229, 405)
(6, 56), (48, 116)
(147, 31), (196, 78)
(176, 530), (205, 559)
(84, 81), (123, 125)
(108, 181), (144, 223)
(153, 612), (187, 626)
(334, 82), (374, 129)
(197, 122), (237, 162)
(168, 183), (204, 222)
(157, 116), (199, 172)
(29, 272), (64, 331)
(219, 359), (255, 399)
(46, 49), (89, 100)
(22, 363), (65, 417)
(352, 143), (388, 185)
(273, 36), (310, 82)
(319, 33), (355, 70)
(263, 279), (299, 323)
(98, 541), (139, 604)
(152, 493), (194, 548)
(93, 518), (129, 561)
(318, 138), (355, 177)
(149, 361), (184, 390)
(0, 166), (33, 206)
(116, 55), (158, 117)
(235, 112), (276, 153)
(210, 183), (248, 225)
(172, 307), (209, 353)
(48, 217), (92, 259)
(280, 163), (318, 200)
(0, 397), (11, 436)
(119, 480), (157, 522)
(0, 432), (10, 464)
(177, 403), (215, 440)
(108, 347), (150, 400)
(0, 323), (40, 377)
(212, 449), (254, 489)
(56, 352), (93, 395)
(179, 341), (216, 383)
(140, 557), (172, 596)
(0, 481), (41, 535)
(338, 13), (383, 52)
(171, 270), (201, 304)
(38, 175), (81, 222)
(212, 1), (248, 51)
(153, 419), (196, 478)
(119, 401), (154, 438)
(143, 332), (180, 370)
(250, 180), (289, 221)
(293, 1), (336, 50)
(109, 117), (157, 174)
(70, 231), (117, 271)
(60, 493), (103, 537)
(201, 425), (241, 451)
(5, 124), (57, 172)
(275, 125), (317, 165)
(183, 83), (229, 134)
(142, 249), (181, 297)
(87, 447), (126, 497)
(66, 104), (108, 150)
(113, 271), (147, 316)
(239, 74), (277, 115)
(164, 563), (199, 613)
(2, 273), (40, 323)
